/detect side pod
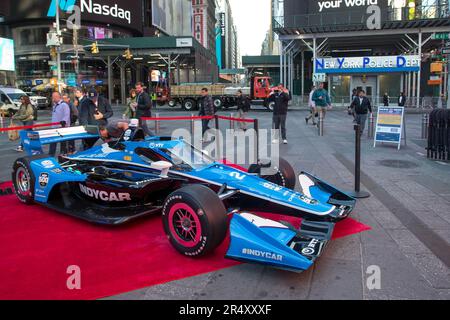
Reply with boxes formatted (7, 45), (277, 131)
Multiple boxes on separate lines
(226, 213), (334, 272)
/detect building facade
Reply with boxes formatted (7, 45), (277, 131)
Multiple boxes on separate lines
(216, 0), (240, 70)
(274, 0), (450, 106)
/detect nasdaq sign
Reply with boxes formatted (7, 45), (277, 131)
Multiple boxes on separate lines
(315, 55), (420, 74)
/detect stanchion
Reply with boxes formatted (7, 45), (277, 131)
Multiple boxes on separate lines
(318, 111), (324, 136)
(368, 113), (375, 139)
(214, 115), (221, 160)
(190, 113), (195, 136)
(154, 113), (160, 135)
(0, 111), (4, 134)
(421, 113), (429, 140)
(347, 124), (370, 199)
(230, 113), (235, 130)
(254, 119), (260, 163)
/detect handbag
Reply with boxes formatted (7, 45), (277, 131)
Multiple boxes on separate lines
(8, 120), (19, 141)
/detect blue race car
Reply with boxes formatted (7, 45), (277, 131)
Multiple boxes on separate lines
(12, 126), (356, 272)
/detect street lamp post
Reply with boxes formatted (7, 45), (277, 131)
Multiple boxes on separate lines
(55, 0), (62, 92)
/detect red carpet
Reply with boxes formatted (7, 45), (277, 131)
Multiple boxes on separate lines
(0, 182), (370, 300)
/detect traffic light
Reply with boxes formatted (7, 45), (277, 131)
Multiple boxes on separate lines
(91, 42), (99, 54)
(123, 48), (133, 60)
(50, 47), (57, 58)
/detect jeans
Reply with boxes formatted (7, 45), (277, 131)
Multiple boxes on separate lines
(139, 118), (154, 137)
(238, 109), (248, 130)
(273, 114), (287, 140)
(355, 114), (368, 135)
(202, 119), (211, 135)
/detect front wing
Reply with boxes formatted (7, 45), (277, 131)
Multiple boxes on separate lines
(226, 213), (334, 272)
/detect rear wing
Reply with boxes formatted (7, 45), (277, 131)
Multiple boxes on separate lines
(21, 126), (100, 156)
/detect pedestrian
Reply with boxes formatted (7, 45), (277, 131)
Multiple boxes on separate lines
(349, 88), (358, 118)
(199, 87), (215, 136)
(12, 95), (34, 152)
(88, 88), (113, 126)
(269, 84), (290, 144)
(135, 82), (153, 136)
(151, 91), (158, 110)
(383, 92), (390, 106)
(350, 89), (373, 136)
(398, 92), (406, 107)
(312, 82), (332, 124)
(49, 92), (70, 156)
(305, 85), (317, 125)
(236, 89), (251, 131)
(77, 88), (98, 150)
(62, 93), (79, 154)
(124, 89), (137, 119)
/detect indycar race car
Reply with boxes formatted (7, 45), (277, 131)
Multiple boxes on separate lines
(12, 126), (356, 272)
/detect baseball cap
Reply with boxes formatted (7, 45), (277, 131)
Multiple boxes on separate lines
(88, 88), (98, 99)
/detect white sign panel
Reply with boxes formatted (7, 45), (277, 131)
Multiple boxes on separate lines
(313, 73), (327, 82)
(176, 38), (193, 48)
(315, 55), (421, 74)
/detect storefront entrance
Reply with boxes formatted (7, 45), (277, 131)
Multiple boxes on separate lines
(351, 75), (378, 99)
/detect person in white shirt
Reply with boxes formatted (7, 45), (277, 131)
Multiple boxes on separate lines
(305, 85), (317, 125)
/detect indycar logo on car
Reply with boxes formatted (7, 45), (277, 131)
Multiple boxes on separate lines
(242, 248), (283, 262)
(39, 173), (49, 188)
(79, 184), (131, 202)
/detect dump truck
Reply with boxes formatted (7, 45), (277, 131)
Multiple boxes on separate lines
(163, 76), (277, 111)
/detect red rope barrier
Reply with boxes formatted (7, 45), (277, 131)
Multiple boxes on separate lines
(141, 116), (214, 121)
(0, 122), (61, 132)
(141, 115), (256, 123)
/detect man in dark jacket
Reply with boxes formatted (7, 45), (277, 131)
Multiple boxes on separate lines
(350, 89), (373, 136)
(269, 84), (291, 144)
(135, 82), (152, 136)
(88, 89), (113, 126)
(236, 90), (251, 131)
(199, 88), (215, 135)
(398, 92), (406, 107)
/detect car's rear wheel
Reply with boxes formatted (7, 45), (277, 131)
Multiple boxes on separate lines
(162, 185), (228, 257)
(261, 157), (296, 190)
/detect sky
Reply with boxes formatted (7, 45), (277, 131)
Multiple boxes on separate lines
(228, 0), (271, 56)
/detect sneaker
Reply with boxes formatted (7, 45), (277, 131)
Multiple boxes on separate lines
(305, 117), (309, 125)
(272, 139), (279, 144)
(283, 140), (288, 144)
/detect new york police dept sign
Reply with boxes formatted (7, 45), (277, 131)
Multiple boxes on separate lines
(315, 55), (421, 74)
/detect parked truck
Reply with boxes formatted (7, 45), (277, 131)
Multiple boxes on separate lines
(161, 76), (277, 111)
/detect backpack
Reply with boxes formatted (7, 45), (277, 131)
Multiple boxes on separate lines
(31, 104), (38, 122)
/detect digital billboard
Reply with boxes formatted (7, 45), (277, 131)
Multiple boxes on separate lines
(0, 38), (15, 72)
(152, 0), (192, 36)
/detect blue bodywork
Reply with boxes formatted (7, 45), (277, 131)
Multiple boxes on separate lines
(18, 129), (355, 272)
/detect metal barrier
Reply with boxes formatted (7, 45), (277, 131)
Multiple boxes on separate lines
(368, 113), (375, 139)
(318, 112), (324, 136)
(427, 109), (450, 161)
(421, 113), (429, 140)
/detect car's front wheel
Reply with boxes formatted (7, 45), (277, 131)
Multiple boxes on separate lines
(258, 157), (296, 190)
(162, 185), (228, 257)
(12, 158), (36, 204)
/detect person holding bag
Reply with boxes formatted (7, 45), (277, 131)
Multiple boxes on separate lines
(12, 95), (35, 152)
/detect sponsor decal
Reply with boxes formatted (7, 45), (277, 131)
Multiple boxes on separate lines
(52, 168), (63, 174)
(41, 160), (55, 169)
(39, 173), (50, 188)
(149, 143), (164, 148)
(242, 248), (283, 262)
(79, 184), (131, 202)
(123, 156), (132, 161)
(301, 239), (320, 256)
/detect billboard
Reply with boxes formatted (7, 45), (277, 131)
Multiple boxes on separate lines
(0, 38), (15, 72)
(284, 0), (389, 15)
(5, 0), (143, 32)
(152, 0), (192, 36)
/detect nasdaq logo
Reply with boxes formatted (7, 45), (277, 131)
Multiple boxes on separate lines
(47, 0), (77, 17)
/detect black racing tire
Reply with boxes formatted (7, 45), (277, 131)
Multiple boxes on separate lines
(262, 157), (296, 190)
(162, 185), (228, 257)
(183, 99), (197, 111)
(12, 155), (49, 204)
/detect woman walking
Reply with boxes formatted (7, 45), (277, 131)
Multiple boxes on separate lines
(12, 95), (35, 152)
(124, 89), (138, 119)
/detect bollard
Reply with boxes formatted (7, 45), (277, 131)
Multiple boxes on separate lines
(190, 113), (195, 136)
(318, 111), (324, 136)
(154, 113), (160, 135)
(368, 113), (375, 138)
(0, 112), (3, 134)
(347, 124), (370, 199)
(230, 113), (235, 130)
(214, 115), (221, 160)
(421, 113), (429, 140)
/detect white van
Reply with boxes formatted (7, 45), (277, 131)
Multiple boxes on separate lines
(0, 87), (36, 116)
